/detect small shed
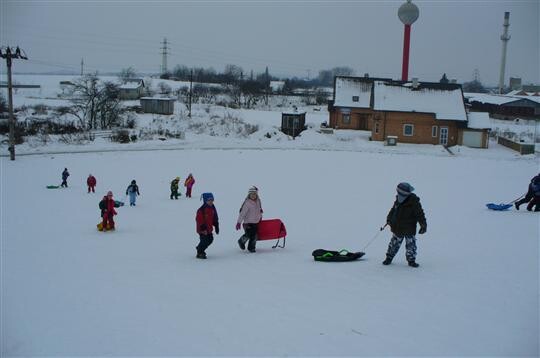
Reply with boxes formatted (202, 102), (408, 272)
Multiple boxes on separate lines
(281, 111), (306, 138)
(119, 79), (145, 100)
(140, 97), (175, 115)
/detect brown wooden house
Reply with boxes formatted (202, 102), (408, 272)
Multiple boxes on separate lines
(329, 76), (471, 147)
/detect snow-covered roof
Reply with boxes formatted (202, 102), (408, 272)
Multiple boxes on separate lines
(467, 111), (491, 129)
(333, 77), (372, 108)
(465, 92), (540, 106)
(119, 82), (143, 90)
(373, 81), (467, 121)
(464, 93), (520, 105)
(140, 97), (174, 101)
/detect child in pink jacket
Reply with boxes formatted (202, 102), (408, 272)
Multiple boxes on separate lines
(236, 186), (263, 252)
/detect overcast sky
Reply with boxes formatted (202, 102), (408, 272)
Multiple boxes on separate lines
(1, 0), (538, 85)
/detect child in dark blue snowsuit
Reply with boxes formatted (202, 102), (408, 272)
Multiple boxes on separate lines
(515, 174), (540, 211)
(61, 168), (70, 187)
(126, 180), (140, 206)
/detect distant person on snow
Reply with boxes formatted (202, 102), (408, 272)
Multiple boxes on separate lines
(236, 186), (263, 253)
(126, 180), (140, 206)
(61, 168), (70, 188)
(87, 174), (97, 193)
(515, 173), (540, 212)
(184, 173), (196, 198)
(195, 192), (219, 259)
(383, 182), (427, 268)
(99, 191), (118, 231)
(170, 177), (181, 200)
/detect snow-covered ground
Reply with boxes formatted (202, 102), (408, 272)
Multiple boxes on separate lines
(1, 74), (539, 356)
(1, 147), (539, 356)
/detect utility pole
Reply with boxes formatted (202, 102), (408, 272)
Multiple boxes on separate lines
(265, 66), (269, 107)
(1, 46), (28, 160)
(160, 37), (169, 76)
(188, 69), (193, 118)
(80, 58), (84, 76)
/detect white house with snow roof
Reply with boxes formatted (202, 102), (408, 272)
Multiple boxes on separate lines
(329, 76), (489, 147)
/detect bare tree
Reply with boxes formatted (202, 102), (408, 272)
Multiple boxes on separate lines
(67, 73), (123, 130)
(118, 67), (138, 83)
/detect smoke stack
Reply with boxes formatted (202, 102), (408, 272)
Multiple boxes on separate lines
(498, 12), (511, 94)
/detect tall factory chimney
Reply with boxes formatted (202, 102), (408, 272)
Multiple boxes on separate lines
(498, 12), (511, 94)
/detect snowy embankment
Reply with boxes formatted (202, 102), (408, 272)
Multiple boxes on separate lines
(1, 148), (538, 356)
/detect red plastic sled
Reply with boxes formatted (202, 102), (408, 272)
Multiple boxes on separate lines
(257, 219), (287, 248)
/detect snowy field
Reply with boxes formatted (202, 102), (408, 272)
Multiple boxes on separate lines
(1, 148), (538, 356)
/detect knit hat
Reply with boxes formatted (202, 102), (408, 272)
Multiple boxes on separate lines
(131, 180), (136, 184)
(201, 192), (214, 202)
(107, 191), (113, 196)
(175, 177), (180, 181)
(248, 186), (258, 194)
(397, 182), (414, 196)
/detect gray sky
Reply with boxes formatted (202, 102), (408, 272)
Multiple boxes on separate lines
(1, 0), (539, 85)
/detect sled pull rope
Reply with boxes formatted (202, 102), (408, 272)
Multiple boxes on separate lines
(361, 224), (387, 251)
(509, 194), (525, 204)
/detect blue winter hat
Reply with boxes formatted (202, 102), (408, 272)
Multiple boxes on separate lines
(201, 192), (214, 202)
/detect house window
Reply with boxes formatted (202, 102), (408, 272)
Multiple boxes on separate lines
(352, 96), (359, 102)
(432, 126), (438, 137)
(375, 121), (380, 134)
(403, 124), (414, 136)
(342, 113), (351, 124)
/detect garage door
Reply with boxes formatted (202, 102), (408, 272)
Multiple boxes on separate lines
(462, 131), (483, 148)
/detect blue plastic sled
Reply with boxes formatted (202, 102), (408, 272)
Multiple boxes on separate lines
(486, 203), (513, 211)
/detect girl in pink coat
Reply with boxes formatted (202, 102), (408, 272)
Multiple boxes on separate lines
(236, 186), (263, 252)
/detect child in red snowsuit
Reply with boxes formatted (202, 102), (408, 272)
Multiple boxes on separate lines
(195, 192), (219, 259)
(87, 174), (97, 193)
(185, 174), (195, 198)
(99, 191), (117, 231)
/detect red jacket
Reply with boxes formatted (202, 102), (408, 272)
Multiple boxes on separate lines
(196, 204), (219, 234)
(87, 175), (97, 187)
(100, 197), (117, 216)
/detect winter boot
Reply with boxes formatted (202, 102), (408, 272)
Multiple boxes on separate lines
(382, 256), (393, 265)
(237, 237), (246, 250)
(248, 248), (256, 253)
(515, 202), (520, 210)
(196, 252), (207, 259)
(408, 261), (419, 268)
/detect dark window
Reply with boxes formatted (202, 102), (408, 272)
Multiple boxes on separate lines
(342, 113), (351, 124)
(352, 96), (359, 102)
(403, 124), (414, 136)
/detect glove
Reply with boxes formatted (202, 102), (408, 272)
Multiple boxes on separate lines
(236, 222), (241, 231)
(419, 225), (427, 234)
(200, 224), (208, 231)
(215, 224), (219, 235)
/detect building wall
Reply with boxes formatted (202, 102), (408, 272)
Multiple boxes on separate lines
(370, 111), (461, 146)
(329, 107), (374, 130)
(119, 88), (141, 100)
(141, 99), (174, 115)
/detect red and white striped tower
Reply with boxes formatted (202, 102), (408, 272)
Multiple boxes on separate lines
(398, 0), (420, 81)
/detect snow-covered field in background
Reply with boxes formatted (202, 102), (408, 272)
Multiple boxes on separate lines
(1, 147), (539, 356)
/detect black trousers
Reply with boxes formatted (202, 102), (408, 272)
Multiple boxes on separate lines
(197, 233), (214, 254)
(241, 223), (258, 251)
